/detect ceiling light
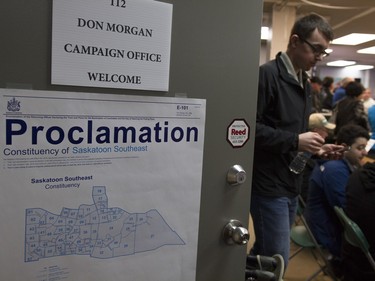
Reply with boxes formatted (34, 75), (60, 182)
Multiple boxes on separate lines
(326, 60), (356, 67)
(261, 26), (269, 40)
(325, 48), (333, 54)
(357, 46), (375, 54)
(345, 64), (374, 71)
(331, 33), (375, 45)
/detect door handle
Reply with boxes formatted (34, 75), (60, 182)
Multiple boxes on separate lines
(223, 219), (249, 245)
(226, 165), (246, 186)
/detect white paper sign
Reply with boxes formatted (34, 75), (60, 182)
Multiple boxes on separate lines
(52, 0), (172, 91)
(0, 89), (206, 281)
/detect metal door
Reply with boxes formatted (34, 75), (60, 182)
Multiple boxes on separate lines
(167, 1), (262, 280)
(0, 1), (263, 280)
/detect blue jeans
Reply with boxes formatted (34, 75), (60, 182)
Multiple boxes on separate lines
(250, 194), (298, 268)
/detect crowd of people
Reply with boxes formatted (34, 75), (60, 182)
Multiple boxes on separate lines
(302, 79), (374, 280)
(249, 12), (375, 281)
(310, 76), (373, 141)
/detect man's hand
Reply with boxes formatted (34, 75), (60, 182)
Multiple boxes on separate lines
(298, 132), (325, 154)
(298, 132), (345, 159)
(317, 144), (345, 160)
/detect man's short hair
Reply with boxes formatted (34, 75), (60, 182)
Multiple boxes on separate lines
(336, 124), (370, 146)
(290, 13), (334, 42)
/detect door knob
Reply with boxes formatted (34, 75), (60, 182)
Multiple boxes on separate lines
(227, 165), (247, 186)
(223, 219), (249, 245)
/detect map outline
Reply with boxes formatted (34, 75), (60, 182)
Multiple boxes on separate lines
(25, 186), (185, 262)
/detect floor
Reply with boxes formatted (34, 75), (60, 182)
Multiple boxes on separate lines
(285, 243), (334, 281)
(247, 216), (335, 281)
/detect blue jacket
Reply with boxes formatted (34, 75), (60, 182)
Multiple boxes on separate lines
(368, 105), (375, 140)
(252, 52), (312, 197)
(304, 159), (352, 257)
(332, 86), (346, 106)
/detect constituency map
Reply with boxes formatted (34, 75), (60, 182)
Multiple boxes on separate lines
(25, 186), (185, 262)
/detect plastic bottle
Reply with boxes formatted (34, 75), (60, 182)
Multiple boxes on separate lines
(289, 152), (312, 174)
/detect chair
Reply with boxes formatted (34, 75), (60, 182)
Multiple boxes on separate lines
(245, 254), (284, 281)
(289, 196), (339, 281)
(334, 206), (375, 271)
(293, 195), (306, 226)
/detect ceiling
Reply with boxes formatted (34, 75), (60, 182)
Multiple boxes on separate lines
(263, 0), (375, 67)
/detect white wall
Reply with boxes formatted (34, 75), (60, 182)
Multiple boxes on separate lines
(259, 41), (268, 65)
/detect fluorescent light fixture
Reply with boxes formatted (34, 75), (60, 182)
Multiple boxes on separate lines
(261, 26), (269, 40)
(326, 60), (356, 67)
(325, 48), (333, 54)
(331, 33), (375, 45)
(357, 46), (375, 54)
(345, 64), (374, 71)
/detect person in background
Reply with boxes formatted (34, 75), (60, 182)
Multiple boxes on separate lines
(321, 76), (335, 111)
(332, 77), (354, 106)
(250, 13), (342, 268)
(304, 124), (369, 260)
(333, 81), (370, 137)
(310, 76), (323, 113)
(341, 162), (375, 281)
(367, 105), (375, 154)
(361, 88), (375, 113)
(300, 113), (335, 202)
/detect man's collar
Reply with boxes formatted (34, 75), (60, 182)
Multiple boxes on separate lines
(279, 52), (308, 87)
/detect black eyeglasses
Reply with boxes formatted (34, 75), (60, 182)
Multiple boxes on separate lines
(300, 37), (330, 58)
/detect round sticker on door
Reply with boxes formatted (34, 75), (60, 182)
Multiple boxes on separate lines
(226, 119), (250, 148)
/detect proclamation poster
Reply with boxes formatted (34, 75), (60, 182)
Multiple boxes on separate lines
(0, 89), (206, 281)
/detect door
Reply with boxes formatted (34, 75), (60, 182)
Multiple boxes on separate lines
(167, 2), (262, 280)
(0, 1), (263, 280)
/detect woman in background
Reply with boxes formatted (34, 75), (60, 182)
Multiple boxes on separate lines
(321, 76), (335, 111)
(333, 81), (370, 137)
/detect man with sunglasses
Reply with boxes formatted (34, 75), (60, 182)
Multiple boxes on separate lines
(250, 13), (342, 269)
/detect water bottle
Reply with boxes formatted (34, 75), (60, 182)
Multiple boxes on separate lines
(289, 152), (312, 174)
